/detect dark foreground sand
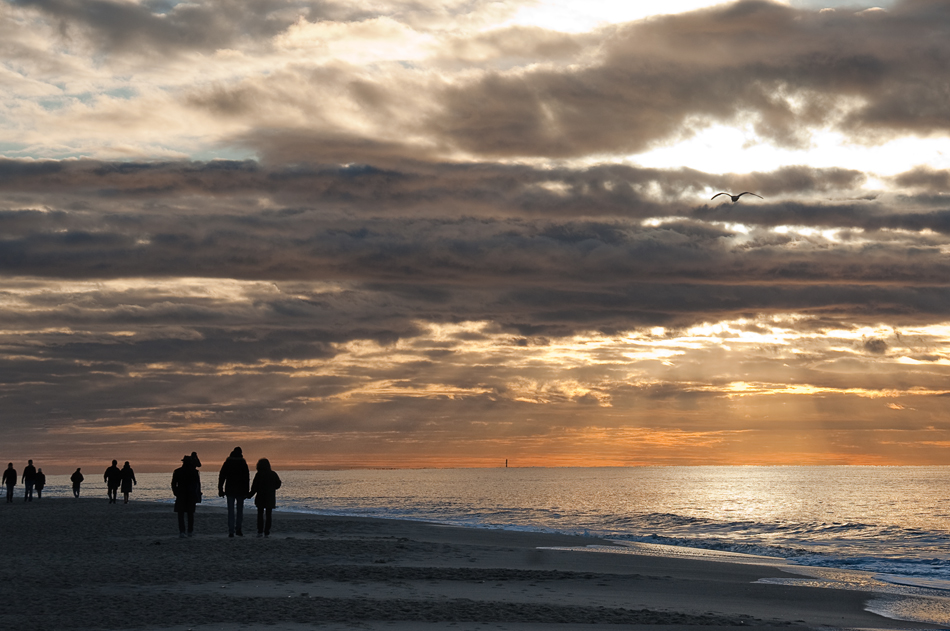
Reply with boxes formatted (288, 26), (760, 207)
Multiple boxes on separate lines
(0, 499), (938, 631)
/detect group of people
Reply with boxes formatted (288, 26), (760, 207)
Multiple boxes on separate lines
(4, 448), (282, 540)
(3, 459), (136, 502)
(3, 460), (47, 502)
(103, 460), (138, 503)
(173, 447), (281, 539)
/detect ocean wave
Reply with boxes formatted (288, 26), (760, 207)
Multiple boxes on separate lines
(616, 532), (814, 559)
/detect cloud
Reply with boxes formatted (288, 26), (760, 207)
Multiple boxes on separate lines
(2, 159), (950, 309)
(205, 0), (950, 161)
(863, 337), (889, 354)
(3, 160), (950, 347)
(4, 1), (950, 466)
(425, 0), (950, 158)
(891, 167), (950, 193)
(9, 0), (325, 56)
(6, 0), (950, 163)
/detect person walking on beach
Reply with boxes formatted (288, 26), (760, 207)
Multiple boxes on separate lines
(172, 455), (201, 537)
(34, 468), (46, 499)
(218, 446), (250, 538)
(71, 468), (84, 498)
(3, 463), (16, 503)
(248, 458), (281, 538)
(22, 459), (37, 501)
(104, 459), (122, 503)
(120, 461), (136, 504)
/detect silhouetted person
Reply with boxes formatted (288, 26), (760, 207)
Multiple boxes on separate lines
(248, 458), (281, 538)
(3, 463), (16, 503)
(218, 446), (250, 538)
(172, 455), (201, 537)
(34, 468), (46, 499)
(71, 468), (84, 498)
(22, 459), (36, 501)
(191, 452), (201, 468)
(120, 461), (137, 504)
(104, 459), (122, 503)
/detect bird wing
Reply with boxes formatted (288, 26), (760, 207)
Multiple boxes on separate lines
(737, 192), (763, 199)
(710, 192), (729, 200)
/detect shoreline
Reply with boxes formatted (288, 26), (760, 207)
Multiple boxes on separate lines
(0, 498), (941, 631)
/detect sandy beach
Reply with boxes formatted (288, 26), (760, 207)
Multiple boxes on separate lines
(0, 498), (938, 631)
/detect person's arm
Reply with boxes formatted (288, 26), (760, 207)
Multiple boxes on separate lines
(218, 462), (227, 496)
(274, 472), (281, 490)
(132, 471), (136, 485)
(171, 470), (179, 497)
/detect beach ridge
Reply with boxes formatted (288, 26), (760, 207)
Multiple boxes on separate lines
(0, 499), (934, 631)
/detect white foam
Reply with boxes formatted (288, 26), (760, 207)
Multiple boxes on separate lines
(876, 574), (950, 592)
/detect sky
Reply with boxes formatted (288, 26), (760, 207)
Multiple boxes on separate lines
(2, 0), (950, 471)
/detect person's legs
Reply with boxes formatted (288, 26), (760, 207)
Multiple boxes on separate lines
(36, 487), (42, 499)
(186, 511), (194, 535)
(24, 480), (33, 501)
(177, 511), (186, 535)
(226, 494), (236, 535)
(264, 508), (273, 536)
(6, 485), (13, 503)
(235, 496), (245, 535)
(257, 507), (264, 536)
(123, 491), (129, 504)
(73, 486), (80, 498)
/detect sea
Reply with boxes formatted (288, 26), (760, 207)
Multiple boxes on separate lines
(40, 465), (950, 626)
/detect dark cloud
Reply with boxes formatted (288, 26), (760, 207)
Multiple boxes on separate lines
(863, 337), (889, 354)
(891, 167), (950, 193)
(0, 158), (871, 211)
(2, 160), (950, 306)
(9, 0), (330, 55)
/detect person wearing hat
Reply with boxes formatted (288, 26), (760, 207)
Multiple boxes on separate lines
(218, 447), (250, 538)
(171, 455), (201, 537)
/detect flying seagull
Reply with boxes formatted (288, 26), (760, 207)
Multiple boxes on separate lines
(711, 191), (763, 202)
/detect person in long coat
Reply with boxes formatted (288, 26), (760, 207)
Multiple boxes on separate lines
(34, 468), (46, 499)
(248, 458), (281, 538)
(70, 468), (84, 498)
(3, 463), (16, 503)
(218, 447), (250, 538)
(120, 461), (137, 504)
(171, 455), (201, 537)
(104, 459), (122, 504)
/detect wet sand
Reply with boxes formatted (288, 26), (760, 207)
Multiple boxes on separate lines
(0, 498), (938, 630)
